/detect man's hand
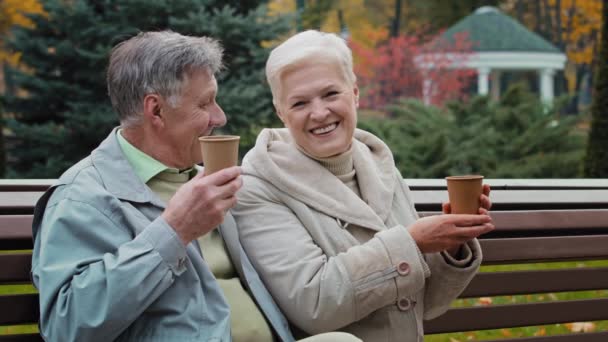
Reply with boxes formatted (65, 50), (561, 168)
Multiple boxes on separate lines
(407, 214), (494, 254)
(162, 166), (242, 245)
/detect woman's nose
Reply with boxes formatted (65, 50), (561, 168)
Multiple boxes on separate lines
(310, 99), (329, 120)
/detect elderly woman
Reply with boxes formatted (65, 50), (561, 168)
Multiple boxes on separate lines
(232, 30), (494, 341)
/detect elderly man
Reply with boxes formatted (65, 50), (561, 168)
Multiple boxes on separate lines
(31, 31), (360, 342)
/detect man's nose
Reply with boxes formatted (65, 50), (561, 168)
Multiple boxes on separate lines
(211, 104), (227, 127)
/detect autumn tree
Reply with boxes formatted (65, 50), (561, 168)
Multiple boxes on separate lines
(350, 31), (476, 109)
(504, 0), (602, 106)
(584, 0), (608, 177)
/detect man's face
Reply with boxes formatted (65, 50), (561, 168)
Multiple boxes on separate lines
(160, 68), (226, 168)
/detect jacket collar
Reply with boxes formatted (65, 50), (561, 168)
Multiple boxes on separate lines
(91, 127), (165, 207)
(243, 128), (397, 231)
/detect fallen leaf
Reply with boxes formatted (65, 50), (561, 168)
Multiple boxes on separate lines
(566, 322), (596, 333)
(477, 297), (493, 305)
(500, 329), (512, 337)
(534, 327), (546, 336)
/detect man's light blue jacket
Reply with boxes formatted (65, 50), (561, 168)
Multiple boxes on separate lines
(31, 129), (294, 342)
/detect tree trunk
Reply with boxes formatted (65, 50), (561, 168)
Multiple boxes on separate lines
(296, 0), (305, 31)
(390, 0), (402, 37)
(584, 0), (608, 177)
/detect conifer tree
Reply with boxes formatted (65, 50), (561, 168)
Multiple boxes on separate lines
(4, 0), (288, 177)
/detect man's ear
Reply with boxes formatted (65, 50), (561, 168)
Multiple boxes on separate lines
(143, 94), (164, 127)
(353, 85), (360, 108)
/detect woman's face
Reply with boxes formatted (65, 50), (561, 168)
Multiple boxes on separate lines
(276, 62), (358, 158)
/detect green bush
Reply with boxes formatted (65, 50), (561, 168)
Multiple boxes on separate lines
(359, 85), (586, 178)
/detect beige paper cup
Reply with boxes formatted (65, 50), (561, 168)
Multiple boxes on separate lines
(445, 175), (484, 214)
(199, 135), (240, 175)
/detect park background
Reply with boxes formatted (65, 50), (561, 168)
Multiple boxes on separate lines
(0, 0), (607, 340)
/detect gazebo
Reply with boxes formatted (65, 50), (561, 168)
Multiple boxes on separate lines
(417, 6), (567, 105)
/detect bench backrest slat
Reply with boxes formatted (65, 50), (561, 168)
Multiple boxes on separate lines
(0, 254), (32, 283)
(0, 334), (44, 342)
(0, 194), (43, 215)
(424, 298), (608, 334)
(0, 294), (39, 325)
(481, 235), (608, 264)
(412, 189), (608, 211)
(461, 267), (608, 297)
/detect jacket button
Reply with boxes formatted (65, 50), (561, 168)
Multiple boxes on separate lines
(397, 261), (410, 276)
(398, 298), (413, 311)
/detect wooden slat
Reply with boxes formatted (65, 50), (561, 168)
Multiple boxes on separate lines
(412, 190), (608, 211)
(0, 294), (38, 325)
(481, 235), (608, 264)
(461, 267), (608, 297)
(424, 298), (608, 334)
(492, 331), (608, 342)
(0, 193), (42, 215)
(0, 253), (32, 283)
(0, 216), (34, 240)
(420, 209), (608, 233)
(0, 334), (43, 342)
(405, 178), (608, 190)
(0, 179), (53, 192)
(0, 215), (34, 250)
(491, 209), (608, 231)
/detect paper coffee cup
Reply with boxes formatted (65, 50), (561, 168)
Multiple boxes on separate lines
(199, 135), (240, 175)
(445, 175), (484, 214)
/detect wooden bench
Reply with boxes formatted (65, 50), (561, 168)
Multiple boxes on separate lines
(414, 179), (608, 341)
(0, 179), (607, 341)
(0, 180), (52, 342)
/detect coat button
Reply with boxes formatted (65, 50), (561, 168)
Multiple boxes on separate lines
(397, 261), (410, 276)
(398, 298), (414, 311)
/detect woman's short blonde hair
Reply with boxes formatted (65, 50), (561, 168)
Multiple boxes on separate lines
(265, 30), (356, 105)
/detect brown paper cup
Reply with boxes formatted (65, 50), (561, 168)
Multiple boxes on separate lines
(445, 175), (484, 214)
(199, 135), (240, 175)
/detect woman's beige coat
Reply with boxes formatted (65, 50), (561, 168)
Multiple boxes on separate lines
(232, 128), (482, 342)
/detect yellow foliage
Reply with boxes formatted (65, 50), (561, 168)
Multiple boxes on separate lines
(548, 0), (601, 66)
(0, 0), (45, 65)
(267, 0), (295, 17)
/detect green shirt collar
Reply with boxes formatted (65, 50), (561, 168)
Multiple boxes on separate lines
(117, 129), (195, 183)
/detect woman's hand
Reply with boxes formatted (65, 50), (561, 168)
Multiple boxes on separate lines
(442, 184), (492, 215)
(407, 214), (495, 254)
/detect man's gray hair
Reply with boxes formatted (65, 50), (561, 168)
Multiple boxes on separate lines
(107, 31), (223, 127)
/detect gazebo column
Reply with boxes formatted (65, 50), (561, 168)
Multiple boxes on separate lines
(422, 78), (433, 105)
(477, 67), (490, 95)
(539, 68), (556, 104)
(490, 70), (501, 101)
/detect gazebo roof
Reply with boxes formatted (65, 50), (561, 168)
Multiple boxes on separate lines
(440, 6), (561, 53)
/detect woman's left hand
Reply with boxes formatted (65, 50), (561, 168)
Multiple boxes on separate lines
(442, 184), (492, 215)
